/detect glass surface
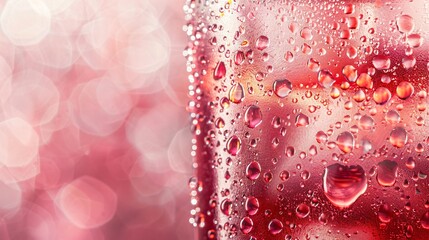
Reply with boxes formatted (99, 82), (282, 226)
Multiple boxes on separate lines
(185, 0), (429, 239)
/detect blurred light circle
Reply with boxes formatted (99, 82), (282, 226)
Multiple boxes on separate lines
(0, 0), (51, 46)
(36, 0), (76, 15)
(0, 180), (21, 212)
(57, 176), (118, 229)
(0, 118), (39, 168)
(168, 128), (192, 174)
(5, 70), (60, 126)
(69, 77), (133, 136)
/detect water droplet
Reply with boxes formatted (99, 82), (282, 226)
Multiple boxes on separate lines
(372, 55), (391, 70)
(307, 58), (320, 72)
(256, 35), (269, 51)
(421, 212), (429, 229)
(268, 219), (283, 235)
(358, 115), (374, 130)
(229, 83), (245, 104)
(227, 135), (242, 156)
(373, 87), (392, 105)
(378, 204), (393, 223)
(323, 163), (367, 208)
(340, 29), (351, 39)
(301, 43), (312, 55)
(240, 217), (254, 234)
(342, 65), (357, 82)
(289, 22), (299, 34)
(402, 56), (416, 69)
(346, 17), (359, 29)
(215, 117), (225, 129)
(337, 131), (355, 153)
(235, 51), (245, 65)
(246, 161), (261, 180)
(279, 170), (290, 181)
(353, 89), (366, 102)
(344, 4), (355, 14)
(396, 15), (414, 34)
(330, 87), (340, 99)
(381, 75), (392, 84)
(357, 73), (373, 89)
(318, 69), (336, 88)
(273, 79), (292, 98)
(295, 113), (309, 127)
(245, 196), (260, 215)
(407, 34), (424, 48)
(245, 105), (262, 128)
(214, 61), (226, 80)
(377, 160), (398, 187)
(300, 27), (313, 40)
(285, 51), (294, 62)
(389, 127), (408, 148)
(316, 131), (328, 143)
(396, 81), (414, 100)
(296, 203), (310, 218)
(220, 198), (233, 216)
(286, 146), (295, 157)
(346, 46), (358, 59)
(385, 110), (400, 124)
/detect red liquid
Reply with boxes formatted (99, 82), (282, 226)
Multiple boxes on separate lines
(185, 0), (429, 239)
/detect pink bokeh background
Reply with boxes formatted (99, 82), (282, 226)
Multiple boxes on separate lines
(0, 0), (192, 239)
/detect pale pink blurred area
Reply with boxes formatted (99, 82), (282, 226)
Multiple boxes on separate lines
(0, 0), (192, 239)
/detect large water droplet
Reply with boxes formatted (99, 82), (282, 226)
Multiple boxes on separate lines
(214, 61), (226, 80)
(421, 212), (429, 229)
(389, 127), (408, 148)
(273, 79), (292, 98)
(323, 163), (367, 208)
(229, 83), (245, 104)
(336, 131), (355, 153)
(396, 81), (414, 100)
(245, 196), (260, 215)
(373, 87), (392, 105)
(245, 105), (262, 128)
(377, 160), (398, 187)
(227, 135), (242, 156)
(268, 219), (283, 235)
(318, 69), (336, 88)
(220, 198), (233, 216)
(342, 65), (357, 82)
(240, 217), (254, 234)
(246, 161), (261, 180)
(402, 56), (416, 69)
(396, 15), (414, 34)
(357, 73), (373, 89)
(295, 113), (309, 127)
(372, 55), (391, 70)
(296, 203), (310, 218)
(256, 35), (269, 51)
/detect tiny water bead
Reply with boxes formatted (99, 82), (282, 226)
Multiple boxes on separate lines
(245, 105), (262, 128)
(273, 79), (292, 98)
(227, 135), (242, 156)
(246, 161), (262, 180)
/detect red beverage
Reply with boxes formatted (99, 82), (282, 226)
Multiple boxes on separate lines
(185, 0), (429, 239)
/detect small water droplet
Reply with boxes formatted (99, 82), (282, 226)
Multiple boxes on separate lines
(402, 56), (416, 69)
(346, 46), (358, 59)
(229, 83), (245, 104)
(273, 79), (292, 98)
(389, 127), (408, 148)
(246, 161), (261, 180)
(378, 204), (393, 223)
(407, 34), (424, 48)
(373, 87), (392, 105)
(227, 135), (242, 156)
(279, 170), (290, 181)
(381, 75), (391, 84)
(307, 58), (320, 72)
(214, 61), (226, 80)
(256, 35), (269, 51)
(240, 217), (254, 234)
(357, 73), (373, 89)
(295, 113), (310, 127)
(268, 219), (283, 235)
(323, 163), (367, 208)
(245, 196), (260, 215)
(372, 55), (391, 70)
(342, 65), (358, 82)
(377, 160), (398, 187)
(358, 115), (374, 130)
(234, 51), (245, 65)
(396, 15), (414, 34)
(346, 17), (359, 29)
(337, 131), (355, 153)
(421, 212), (429, 229)
(245, 105), (262, 128)
(396, 81), (414, 100)
(220, 198), (233, 216)
(300, 27), (313, 40)
(296, 203), (310, 218)
(316, 131), (328, 143)
(385, 110), (400, 124)
(318, 69), (336, 88)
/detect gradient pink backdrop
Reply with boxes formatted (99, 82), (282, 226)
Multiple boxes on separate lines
(0, 0), (192, 239)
